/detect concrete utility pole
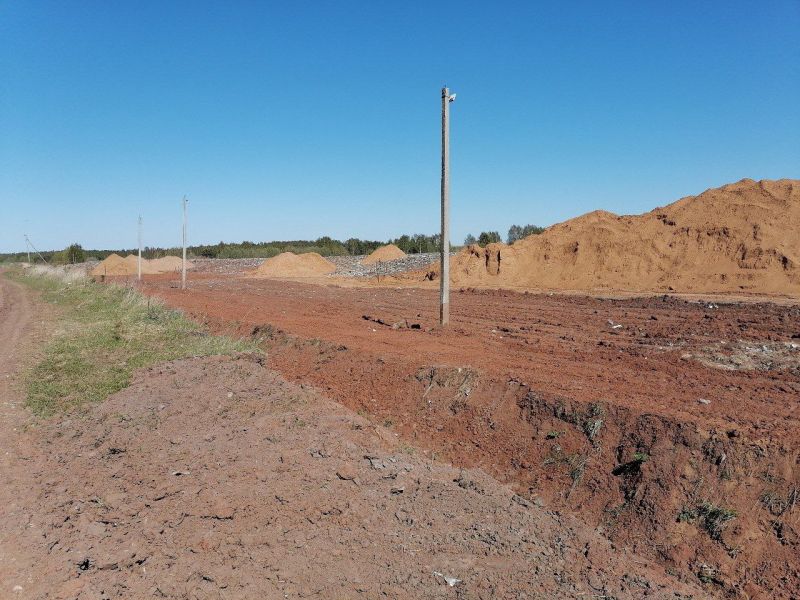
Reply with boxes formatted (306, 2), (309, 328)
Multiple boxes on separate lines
(181, 196), (188, 290)
(440, 86), (455, 325)
(24, 234), (48, 264)
(24, 236), (31, 263)
(137, 215), (143, 281)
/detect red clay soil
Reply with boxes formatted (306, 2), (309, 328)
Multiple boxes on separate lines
(145, 274), (800, 598)
(0, 275), (705, 599)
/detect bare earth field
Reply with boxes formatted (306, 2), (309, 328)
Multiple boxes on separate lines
(1, 274), (709, 599)
(139, 267), (800, 598)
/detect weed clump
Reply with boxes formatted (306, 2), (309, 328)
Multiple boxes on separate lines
(677, 501), (737, 541)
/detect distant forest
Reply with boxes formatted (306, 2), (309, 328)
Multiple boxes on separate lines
(1, 234), (441, 263)
(1, 225), (544, 264)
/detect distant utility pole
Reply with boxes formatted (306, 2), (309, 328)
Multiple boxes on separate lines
(440, 86), (456, 326)
(181, 196), (188, 290)
(24, 234), (48, 264)
(24, 236), (31, 263)
(137, 215), (143, 281)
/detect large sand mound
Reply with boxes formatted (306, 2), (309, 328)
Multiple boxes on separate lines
(429, 178), (800, 295)
(250, 252), (336, 278)
(362, 244), (406, 265)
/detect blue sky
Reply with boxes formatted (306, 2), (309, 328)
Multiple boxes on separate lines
(1, 1), (798, 253)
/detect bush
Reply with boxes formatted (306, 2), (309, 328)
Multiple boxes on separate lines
(51, 243), (86, 265)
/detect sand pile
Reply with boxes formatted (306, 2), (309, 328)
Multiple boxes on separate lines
(150, 256), (194, 272)
(90, 254), (193, 277)
(89, 254), (148, 277)
(124, 255), (159, 275)
(362, 244), (406, 265)
(427, 179), (800, 295)
(250, 252), (336, 278)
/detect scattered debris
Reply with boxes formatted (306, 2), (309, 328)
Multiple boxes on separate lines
(433, 571), (462, 587)
(362, 315), (422, 330)
(336, 466), (358, 482)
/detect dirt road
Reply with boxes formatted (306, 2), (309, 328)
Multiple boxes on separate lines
(143, 274), (800, 597)
(0, 275), (49, 596)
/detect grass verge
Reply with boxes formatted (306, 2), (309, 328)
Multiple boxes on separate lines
(7, 266), (256, 416)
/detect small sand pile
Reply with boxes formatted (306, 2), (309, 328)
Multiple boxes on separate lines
(90, 254), (193, 277)
(425, 179), (800, 295)
(123, 255), (158, 275)
(250, 252), (336, 278)
(150, 256), (194, 273)
(89, 254), (143, 277)
(362, 244), (406, 265)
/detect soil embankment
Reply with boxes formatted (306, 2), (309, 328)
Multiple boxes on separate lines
(424, 178), (800, 295)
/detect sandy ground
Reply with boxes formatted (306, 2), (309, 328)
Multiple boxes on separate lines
(0, 275), (708, 599)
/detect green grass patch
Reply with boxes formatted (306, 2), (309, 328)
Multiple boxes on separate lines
(8, 268), (256, 416)
(677, 501), (737, 541)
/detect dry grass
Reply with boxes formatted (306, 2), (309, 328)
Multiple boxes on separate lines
(8, 266), (256, 415)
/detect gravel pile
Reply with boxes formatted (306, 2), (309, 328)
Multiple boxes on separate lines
(328, 252), (447, 278)
(180, 254), (450, 278)
(191, 258), (264, 274)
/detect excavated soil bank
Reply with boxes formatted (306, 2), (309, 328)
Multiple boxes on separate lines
(423, 179), (800, 296)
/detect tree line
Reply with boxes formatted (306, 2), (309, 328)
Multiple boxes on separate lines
(1, 225), (545, 264)
(464, 224), (545, 247)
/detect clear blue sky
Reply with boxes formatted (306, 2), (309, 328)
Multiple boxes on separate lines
(1, 1), (798, 253)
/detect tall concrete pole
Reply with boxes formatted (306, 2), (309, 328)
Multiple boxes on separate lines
(440, 86), (455, 325)
(181, 196), (188, 290)
(137, 215), (143, 281)
(25, 236), (31, 264)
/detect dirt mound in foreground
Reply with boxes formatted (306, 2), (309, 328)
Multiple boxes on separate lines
(362, 244), (406, 265)
(15, 354), (702, 598)
(431, 178), (800, 294)
(250, 252), (336, 278)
